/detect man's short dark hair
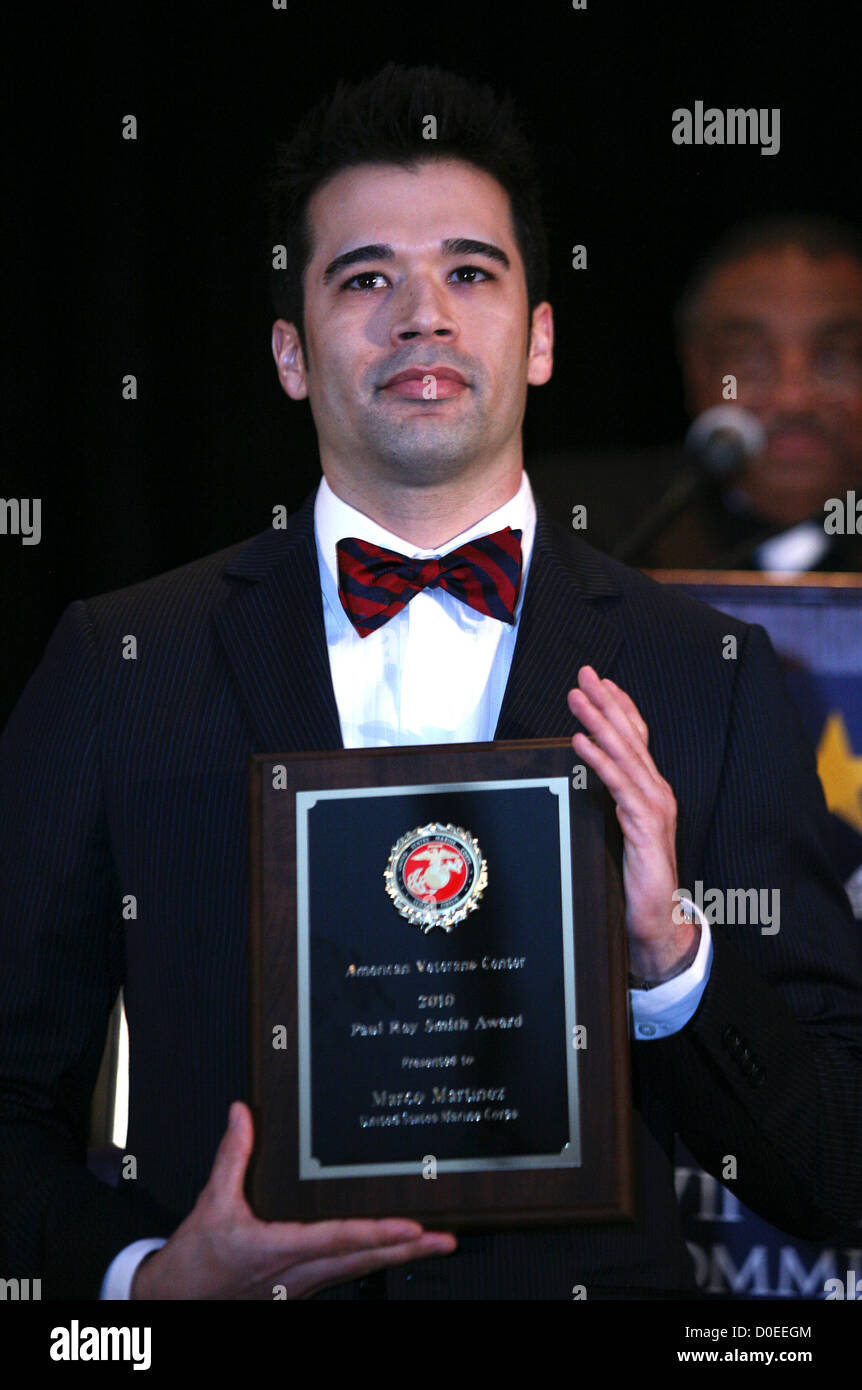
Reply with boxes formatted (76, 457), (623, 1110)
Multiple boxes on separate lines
(675, 213), (862, 339)
(266, 63), (549, 359)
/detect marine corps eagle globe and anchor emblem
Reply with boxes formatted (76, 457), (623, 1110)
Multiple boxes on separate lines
(384, 822), (488, 932)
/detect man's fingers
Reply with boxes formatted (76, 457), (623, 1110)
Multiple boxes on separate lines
(572, 729), (629, 801)
(204, 1101), (255, 1210)
(571, 667), (652, 769)
(257, 1216), (430, 1263)
(283, 1231), (458, 1299)
(569, 692), (657, 798)
(601, 677), (650, 743)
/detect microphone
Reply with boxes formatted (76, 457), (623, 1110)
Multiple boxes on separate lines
(612, 406), (766, 563)
(684, 405), (767, 480)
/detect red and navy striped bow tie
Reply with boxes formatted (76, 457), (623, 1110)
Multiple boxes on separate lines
(336, 527), (523, 638)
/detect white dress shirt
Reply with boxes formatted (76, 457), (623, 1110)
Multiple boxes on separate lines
(100, 467), (712, 1298)
(315, 472), (536, 747)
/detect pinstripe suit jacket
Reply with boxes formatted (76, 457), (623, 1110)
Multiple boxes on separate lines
(2, 490), (862, 1299)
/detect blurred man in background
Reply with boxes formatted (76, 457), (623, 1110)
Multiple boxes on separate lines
(537, 215), (862, 571)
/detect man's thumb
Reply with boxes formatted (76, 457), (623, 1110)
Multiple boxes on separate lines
(206, 1100), (254, 1203)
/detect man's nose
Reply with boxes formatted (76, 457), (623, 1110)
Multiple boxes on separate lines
(390, 274), (457, 343)
(768, 348), (820, 413)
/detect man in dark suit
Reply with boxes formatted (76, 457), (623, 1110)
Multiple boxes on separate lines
(2, 64), (862, 1301)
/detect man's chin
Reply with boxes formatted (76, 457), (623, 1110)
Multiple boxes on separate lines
(374, 450), (485, 483)
(359, 423), (490, 477)
(751, 471), (842, 523)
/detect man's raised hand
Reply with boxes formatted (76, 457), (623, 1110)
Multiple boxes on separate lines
(568, 665), (698, 983)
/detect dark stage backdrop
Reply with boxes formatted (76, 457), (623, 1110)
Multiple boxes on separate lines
(3, 0), (859, 720)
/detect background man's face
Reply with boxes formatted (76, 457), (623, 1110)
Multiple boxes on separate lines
(279, 158), (550, 489)
(682, 247), (862, 523)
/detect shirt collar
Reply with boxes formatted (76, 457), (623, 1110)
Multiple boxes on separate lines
(753, 520), (831, 572)
(315, 469), (537, 627)
(723, 487), (832, 570)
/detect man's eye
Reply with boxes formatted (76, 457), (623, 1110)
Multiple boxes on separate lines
(342, 271), (389, 291)
(815, 344), (862, 377)
(449, 265), (493, 283)
(341, 265), (494, 291)
(816, 348), (845, 373)
(713, 340), (774, 377)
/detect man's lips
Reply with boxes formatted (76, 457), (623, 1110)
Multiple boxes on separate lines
(380, 366), (469, 399)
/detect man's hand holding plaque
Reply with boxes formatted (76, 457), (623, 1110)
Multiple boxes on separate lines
(131, 1102), (456, 1300)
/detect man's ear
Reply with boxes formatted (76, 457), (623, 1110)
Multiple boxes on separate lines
(271, 319), (309, 400)
(527, 301), (553, 386)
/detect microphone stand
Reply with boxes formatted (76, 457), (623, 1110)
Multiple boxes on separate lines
(611, 465), (716, 564)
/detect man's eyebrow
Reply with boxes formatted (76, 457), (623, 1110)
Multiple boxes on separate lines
(440, 237), (510, 268)
(322, 244), (394, 284)
(321, 237), (511, 284)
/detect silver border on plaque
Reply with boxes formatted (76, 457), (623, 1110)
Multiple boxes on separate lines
(295, 778), (581, 1180)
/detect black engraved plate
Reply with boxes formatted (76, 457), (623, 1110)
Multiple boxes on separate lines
(305, 785), (571, 1170)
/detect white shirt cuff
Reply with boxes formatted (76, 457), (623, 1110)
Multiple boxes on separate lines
(100, 1237), (167, 1300)
(629, 900), (713, 1039)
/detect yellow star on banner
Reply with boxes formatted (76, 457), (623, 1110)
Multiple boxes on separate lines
(816, 712), (862, 834)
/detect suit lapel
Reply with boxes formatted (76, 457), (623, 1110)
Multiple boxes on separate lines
(494, 500), (623, 739)
(213, 493), (344, 752)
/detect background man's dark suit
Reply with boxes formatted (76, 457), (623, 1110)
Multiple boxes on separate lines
(2, 489), (861, 1299)
(532, 451), (862, 570)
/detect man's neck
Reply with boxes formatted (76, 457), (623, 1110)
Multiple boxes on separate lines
(319, 461), (524, 549)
